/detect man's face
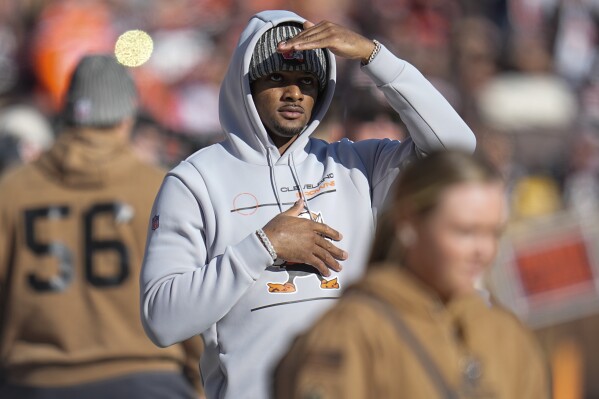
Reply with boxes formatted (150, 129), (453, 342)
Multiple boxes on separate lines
(251, 70), (319, 145)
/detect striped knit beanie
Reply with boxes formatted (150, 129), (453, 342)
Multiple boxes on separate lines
(249, 23), (327, 91)
(63, 54), (137, 127)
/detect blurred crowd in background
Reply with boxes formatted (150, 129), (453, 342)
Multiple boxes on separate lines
(2, 0), (599, 218)
(2, 0), (599, 396)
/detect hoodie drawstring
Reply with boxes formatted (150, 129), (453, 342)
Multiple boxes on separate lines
(268, 150), (316, 220)
(289, 153), (316, 221)
(267, 151), (284, 213)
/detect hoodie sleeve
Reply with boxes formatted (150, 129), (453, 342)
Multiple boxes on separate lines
(361, 45), (476, 156)
(343, 45), (476, 212)
(140, 168), (273, 347)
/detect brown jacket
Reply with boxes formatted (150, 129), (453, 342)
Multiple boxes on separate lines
(275, 264), (550, 399)
(0, 129), (203, 390)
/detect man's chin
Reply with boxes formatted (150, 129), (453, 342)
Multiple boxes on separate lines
(273, 125), (305, 139)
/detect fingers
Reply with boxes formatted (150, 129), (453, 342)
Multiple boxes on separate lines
(283, 197), (305, 217)
(278, 21), (372, 60)
(315, 235), (348, 263)
(308, 244), (343, 276)
(310, 232), (347, 276)
(278, 21), (332, 51)
(294, 21), (330, 41)
(286, 37), (331, 52)
(303, 20), (315, 29)
(308, 255), (331, 277)
(312, 221), (343, 241)
(312, 247), (341, 277)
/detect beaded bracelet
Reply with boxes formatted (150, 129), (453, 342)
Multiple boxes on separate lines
(256, 228), (277, 261)
(364, 39), (381, 65)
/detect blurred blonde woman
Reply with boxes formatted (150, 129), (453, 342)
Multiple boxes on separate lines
(274, 150), (550, 399)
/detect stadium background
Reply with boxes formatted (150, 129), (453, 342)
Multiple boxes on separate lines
(1, 0), (599, 397)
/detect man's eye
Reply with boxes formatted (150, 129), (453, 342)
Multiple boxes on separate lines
(300, 77), (314, 85)
(269, 74), (283, 82)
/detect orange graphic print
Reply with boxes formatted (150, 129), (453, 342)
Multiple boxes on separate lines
(266, 209), (340, 294)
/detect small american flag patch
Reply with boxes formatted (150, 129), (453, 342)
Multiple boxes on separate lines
(151, 214), (159, 230)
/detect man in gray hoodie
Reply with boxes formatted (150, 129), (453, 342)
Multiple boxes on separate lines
(140, 10), (476, 399)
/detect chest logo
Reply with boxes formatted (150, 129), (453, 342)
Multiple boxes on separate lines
(266, 209), (340, 293)
(231, 192), (260, 216)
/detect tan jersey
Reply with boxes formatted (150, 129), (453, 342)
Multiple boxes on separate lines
(0, 128), (202, 388)
(275, 265), (550, 399)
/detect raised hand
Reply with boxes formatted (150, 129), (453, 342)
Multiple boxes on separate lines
(277, 20), (375, 63)
(262, 198), (348, 277)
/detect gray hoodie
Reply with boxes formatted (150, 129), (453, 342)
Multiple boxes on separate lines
(140, 10), (475, 399)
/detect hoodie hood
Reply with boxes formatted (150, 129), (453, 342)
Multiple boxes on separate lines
(35, 128), (135, 188)
(219, 10), (337, 166)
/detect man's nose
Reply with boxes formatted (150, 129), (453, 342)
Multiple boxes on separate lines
(282, 84), (303, 101)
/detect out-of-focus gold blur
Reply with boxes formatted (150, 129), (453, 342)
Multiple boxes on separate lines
(114, 30), (154, 67)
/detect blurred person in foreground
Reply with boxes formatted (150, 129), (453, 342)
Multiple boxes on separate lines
(0, 55), (203, 399)
(275, 150), (550, 399)
(140, 10), (475, 399)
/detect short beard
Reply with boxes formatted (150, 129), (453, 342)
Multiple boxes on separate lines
(272, 121), (305, 139)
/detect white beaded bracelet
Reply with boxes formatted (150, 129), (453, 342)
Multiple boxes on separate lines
(256, 228), (277, 261)
(364, 39), (381, 65)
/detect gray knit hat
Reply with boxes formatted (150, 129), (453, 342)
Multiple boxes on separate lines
(249, 23), (327, 91)
(63, 54), (137, 127)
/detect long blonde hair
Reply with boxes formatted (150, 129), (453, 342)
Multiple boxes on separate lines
(369, 150), (502, 264)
